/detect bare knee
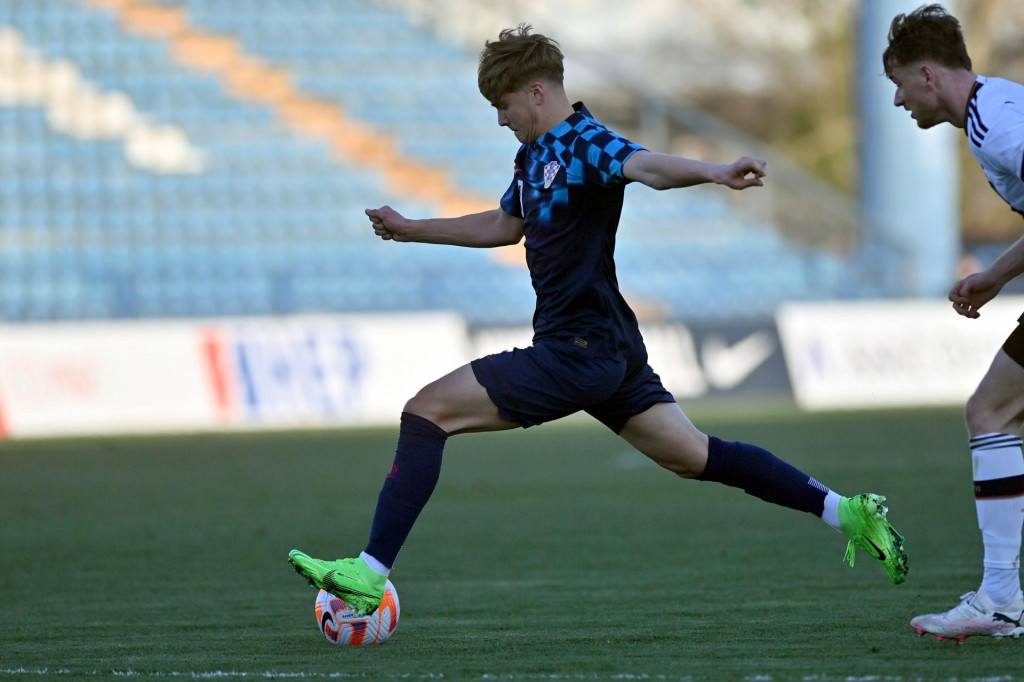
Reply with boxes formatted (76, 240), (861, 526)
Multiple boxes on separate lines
(646, 433), (709, 479)
(965, 388), (1024, 436)
(618, 402), (709, 479)
(400, 365), (516, 436)
(403, 392), (428, 418)
(403, 389), (442, 425)
(965, 351), (1024, 436)
(965, 390), (989, 435)
(662, 457), (705, 480)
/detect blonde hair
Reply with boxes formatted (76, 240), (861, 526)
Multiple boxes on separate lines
(478, 24), (564, 107)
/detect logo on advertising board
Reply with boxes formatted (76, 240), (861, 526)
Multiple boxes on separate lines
(699, 330), (777, 390)
(205, 321), (366, 424)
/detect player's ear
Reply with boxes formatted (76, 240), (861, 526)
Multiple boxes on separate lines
(920, 63), (938, 86)
(528, 81), (545, 104)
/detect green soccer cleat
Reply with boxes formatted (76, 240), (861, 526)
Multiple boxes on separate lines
(838, 493), (908, 585)
(287, 550), (387, 616)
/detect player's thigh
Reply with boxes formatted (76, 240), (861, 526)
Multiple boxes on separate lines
(406, 363), (520, 435)
(966, 348), (1024, 436)
(617, 401), (709, 478)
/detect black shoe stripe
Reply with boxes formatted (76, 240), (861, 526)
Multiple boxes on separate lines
(994, 611), (1024, 627)
(323, 571), (379, 600)
(864, 537), (886, 561)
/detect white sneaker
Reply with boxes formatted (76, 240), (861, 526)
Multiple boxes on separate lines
(911, 589), (1024, 642)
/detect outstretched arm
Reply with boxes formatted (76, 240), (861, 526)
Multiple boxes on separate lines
(623, 151), (766, 191)
(366, 206), (524, 248)
(949, 234), (1024, 318)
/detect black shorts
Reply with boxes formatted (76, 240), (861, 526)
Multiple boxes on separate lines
(470, 336), (675, 433)
(1003, 314), (1024, 368)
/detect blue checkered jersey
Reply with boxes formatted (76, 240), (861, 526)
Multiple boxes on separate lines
(500, 102), (646, 361)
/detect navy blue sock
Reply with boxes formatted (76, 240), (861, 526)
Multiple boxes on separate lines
(698, 436), (827, 516)
(364, 412), (448, 568)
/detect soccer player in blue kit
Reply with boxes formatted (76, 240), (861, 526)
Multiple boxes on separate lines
(884, 4), (1024, 641)
(288, 24), (908, 617)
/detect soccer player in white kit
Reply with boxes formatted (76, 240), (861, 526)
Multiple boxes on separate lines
(885, 3), (1024, 641)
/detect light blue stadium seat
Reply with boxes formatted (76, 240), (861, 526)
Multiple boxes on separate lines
(0, 0), (862, 325)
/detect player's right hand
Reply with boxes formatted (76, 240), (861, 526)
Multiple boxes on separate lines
(365, 205), (406, 241)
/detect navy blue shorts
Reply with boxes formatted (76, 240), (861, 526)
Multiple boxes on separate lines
(1004, 313), (1024, 368)
(470, 336), (675, 433)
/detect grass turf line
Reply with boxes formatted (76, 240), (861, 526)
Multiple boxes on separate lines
(1, 406), (1021, 681)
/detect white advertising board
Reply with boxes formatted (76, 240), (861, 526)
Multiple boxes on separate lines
(777, 297), (1024, 410)
(0, 312), (470, 439)
(205, 313), (469, 427)
(0, 321), (217, 437)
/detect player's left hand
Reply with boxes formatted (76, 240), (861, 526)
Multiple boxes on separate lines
(948, 269), (1003, 318)
(721, 156), (766, 189)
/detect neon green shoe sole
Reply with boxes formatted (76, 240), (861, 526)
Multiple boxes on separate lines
(287, 550), (386, 616)
(839, 493), (908, 585)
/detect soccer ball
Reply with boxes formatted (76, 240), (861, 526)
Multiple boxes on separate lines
(313, 580), (400, 646)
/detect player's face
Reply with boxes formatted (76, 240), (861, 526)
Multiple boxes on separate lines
(494, 87), (541, 143)
(889, 62), (942, 129)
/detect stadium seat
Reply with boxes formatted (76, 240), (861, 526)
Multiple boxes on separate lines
(0, 0), (859, 325)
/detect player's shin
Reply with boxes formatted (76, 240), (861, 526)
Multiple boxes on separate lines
(971, 433), (1024, 604)
(364, 411), (448, 568)
(697, 436), (827, 515)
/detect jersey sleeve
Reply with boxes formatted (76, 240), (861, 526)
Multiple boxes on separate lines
(499, 175), (522, 219)
(578, 129), (646, 186)
(982, 102), (1024, 181)
(499, 147), (526, 219)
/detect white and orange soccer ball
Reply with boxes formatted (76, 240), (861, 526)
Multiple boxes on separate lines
(314, 581), (400, 646)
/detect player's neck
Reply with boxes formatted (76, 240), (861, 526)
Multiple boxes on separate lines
(535, 97), (576, 138)
(947, 70), (979, 129)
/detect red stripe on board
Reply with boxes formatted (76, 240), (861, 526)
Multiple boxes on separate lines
(0, 392), (10, 438)
(201, 329), (232, 423)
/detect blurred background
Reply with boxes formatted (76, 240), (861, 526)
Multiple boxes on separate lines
(0, 0), (1022, 436)
(5, 5), (1020, 675)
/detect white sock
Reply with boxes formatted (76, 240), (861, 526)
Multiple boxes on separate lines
(970, 433), (1024, 604)
(983, 568), (1020, 605)
(359, 551), (391, 576)
(821, 490), (842, 532)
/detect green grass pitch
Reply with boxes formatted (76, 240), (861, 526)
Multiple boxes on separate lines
(2, 404), (1022, 680)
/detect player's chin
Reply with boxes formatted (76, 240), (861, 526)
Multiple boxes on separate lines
(906, 111), (928, 128)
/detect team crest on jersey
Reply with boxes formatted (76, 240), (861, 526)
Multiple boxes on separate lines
(543, 161), (561, 189)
